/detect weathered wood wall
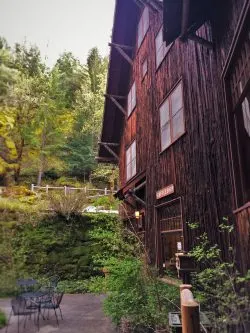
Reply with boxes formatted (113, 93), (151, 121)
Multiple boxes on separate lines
(117, 0), (249, 271)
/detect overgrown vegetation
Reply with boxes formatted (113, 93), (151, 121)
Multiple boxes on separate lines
(0, 190), (121, 296)
(103, 257), (179, 332)
(0, 309), (7, 329)
(189, 219), (250, 332)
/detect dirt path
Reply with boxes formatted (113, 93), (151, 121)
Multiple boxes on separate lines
(0, 294), (116, 333)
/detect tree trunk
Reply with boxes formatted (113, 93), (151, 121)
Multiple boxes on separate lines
(14, 138), (24, 184)
(37, 163), (43, 186)
(37, 127), (46, 186)
(3, 173), (12, 186)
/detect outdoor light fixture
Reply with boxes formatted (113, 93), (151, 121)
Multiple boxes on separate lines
(135, 211), (140, 219)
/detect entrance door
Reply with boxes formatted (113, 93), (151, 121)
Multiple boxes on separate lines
(157, 198), (183, 268)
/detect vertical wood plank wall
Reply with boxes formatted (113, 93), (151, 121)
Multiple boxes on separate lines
(117, 0), (249, 270)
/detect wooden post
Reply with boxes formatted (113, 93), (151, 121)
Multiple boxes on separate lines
(84, 186), (87, 194)
(31, 184), (34, 192)
(46, 184), (49, 194)
(64, 186), (67, 196)
(104, 188), (107, 195)
(180, 285), (200, 333)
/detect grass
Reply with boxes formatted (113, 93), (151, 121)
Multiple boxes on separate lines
(0, 197), (49, 214)
(0, 309), (7, 329)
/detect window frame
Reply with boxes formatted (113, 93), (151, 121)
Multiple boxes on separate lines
(127, 82), (136, 117)
(155, 26), (173, 70)
(126, 140), (137, 181)
(159, 80), (185, 152)
(137, 6), (149, 49)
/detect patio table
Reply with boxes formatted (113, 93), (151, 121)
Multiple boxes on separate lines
(17, 278), (38, 293)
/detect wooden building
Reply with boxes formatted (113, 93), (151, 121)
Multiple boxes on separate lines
(97, 0), (250, 273)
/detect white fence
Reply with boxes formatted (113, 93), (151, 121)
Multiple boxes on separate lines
(31, 184), (115, 198)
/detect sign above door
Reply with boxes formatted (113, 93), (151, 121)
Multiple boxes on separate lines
(156, 184), (175, 200)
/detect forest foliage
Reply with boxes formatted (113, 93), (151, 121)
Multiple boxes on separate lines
(0, 36), (112, 186)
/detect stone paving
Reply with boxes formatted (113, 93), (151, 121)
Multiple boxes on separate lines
(0, 294), (116, 333)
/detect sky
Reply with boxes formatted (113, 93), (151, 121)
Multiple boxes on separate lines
(0, 0), (116, 67)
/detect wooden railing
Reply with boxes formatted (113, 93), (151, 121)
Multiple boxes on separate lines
(31, 184), (115, 198)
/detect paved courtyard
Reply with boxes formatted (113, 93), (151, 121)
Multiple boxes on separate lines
(0, 294), (116, 333)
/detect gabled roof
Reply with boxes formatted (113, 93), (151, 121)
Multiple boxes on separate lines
(97, 0), (163, 163)
(97, 0), (139, 163)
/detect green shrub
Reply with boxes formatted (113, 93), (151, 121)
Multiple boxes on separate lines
(92, 196), (118, 210)
(0, 310), (7, 329)
(48, 192), (88, 220)
(0, 269), (17, 297)
(87, 276), (107, 294)
(5, 212), (120, 283)
(103, 257), (179, 330)
(2, 186), (34, 198)
(189, 220), (250, 331)
(43, 168), (60, 180)
(57, 280), (89, 294)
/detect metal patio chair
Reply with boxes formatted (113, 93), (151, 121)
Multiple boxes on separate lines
(40, 291), (64, 326)
(49, 276), (60, 290)
(5, 297), (38, 333)
(16, 278), (38, 294)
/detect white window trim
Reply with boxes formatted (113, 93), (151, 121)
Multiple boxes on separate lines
(126, 141), (136, 181)
(128, 82), (136, 117)
(155, 26), (173, 69)
(137, 7), (149, 48)
(159, 81), (185, 152)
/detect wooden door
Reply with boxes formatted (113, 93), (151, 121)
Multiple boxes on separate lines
(157, 198), (183, 268)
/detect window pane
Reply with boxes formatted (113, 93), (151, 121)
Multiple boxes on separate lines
(126, 148), (131, 167)
(171, 83), (183, 116)
(242, 96), (250, 137)
(128, 90), (132, 115)
(128, 83), (136, 116)
(138, 7), (149, 47)
(138, 24), (142, 47)
(161, 123), (171, 150)
(131, 83), (136, 111)
(160, 99), (170, 127)
(131, 158), (136, 177)
(143, 7), (149, 36)
(155, 28), (163, 52)
(172, 109), (184, 139)
(126, 146), (131, 180)
(127, 163), (132, 180)
(131, 141), (136, 160)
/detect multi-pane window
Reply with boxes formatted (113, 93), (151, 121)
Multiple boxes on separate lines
(128, 82), (136, 116)
(155, 27), (172, 68)
(142, 58), (148, 79)
(160, 81), (184, 151)
(138, 7), (149, 48)
(126, 141), (136, 181)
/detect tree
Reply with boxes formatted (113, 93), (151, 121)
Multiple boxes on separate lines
(54, 52), (88, 108)
(0, 37), (111, 186)
(60, 48), (108, 181)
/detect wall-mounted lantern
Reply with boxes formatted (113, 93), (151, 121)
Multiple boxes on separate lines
(135, 211), (140, 219)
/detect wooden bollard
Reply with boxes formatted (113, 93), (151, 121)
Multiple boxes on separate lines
(180, 285), (200, 333)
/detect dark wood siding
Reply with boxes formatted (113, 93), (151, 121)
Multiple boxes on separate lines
(116, 0), (249, 271)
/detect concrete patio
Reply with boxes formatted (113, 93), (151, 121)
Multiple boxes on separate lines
(0, 294), (116, 333)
